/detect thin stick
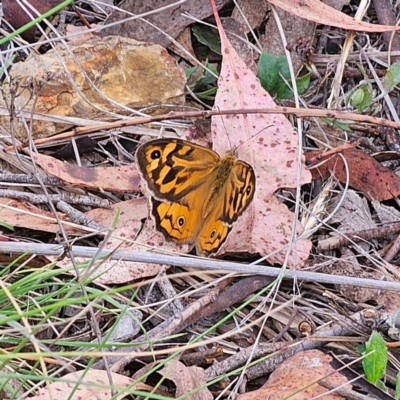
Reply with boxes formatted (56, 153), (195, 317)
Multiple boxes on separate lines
(8, 106), (400, 151)
(1, 242), (400, 291)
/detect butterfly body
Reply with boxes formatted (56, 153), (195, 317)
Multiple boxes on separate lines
(136, 138), (255, 256)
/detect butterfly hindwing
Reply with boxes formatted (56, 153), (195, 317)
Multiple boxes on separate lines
(151, 195), (202, 244)
(196, 160), (255, 256)
(222, 160), (256, 224)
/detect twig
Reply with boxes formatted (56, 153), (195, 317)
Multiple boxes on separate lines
(56, 201), (105, 231)
(157, 269), (185, 314)
(73, 6), (99, 36)
(319, 379), (371, 400)
(305, 139), (360, 166)
(0, 189), (110, 208)
(318, 222), (400, 251)
(7, 106), (400, 151)
(205, 341), (290, 380)
(0, 173), (63, 186)
(1, 242), (400, 291)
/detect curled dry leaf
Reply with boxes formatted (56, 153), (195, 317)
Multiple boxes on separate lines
(0, 198), (83, 235)
(268, 0), (400, 32)
(131, 360), (213, 400)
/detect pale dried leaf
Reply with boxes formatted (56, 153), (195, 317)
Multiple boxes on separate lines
(371, 199), (400, 224)
(210, 4), (312, 266)
(30, 370), (149, 400)
(59, 198), (181, 284)
(32, 153), (141, 192)
(328, 190), (375, 251)
(0, 198), (82, 235)
(238, 350), (350, 400)
(268, 0), (400, 32)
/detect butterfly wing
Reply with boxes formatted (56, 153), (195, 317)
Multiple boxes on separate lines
(136, 138), (220, 201)
(196, 160), (256, 256)
(151, 188), (212, 244)
(136, 138), (221, 244)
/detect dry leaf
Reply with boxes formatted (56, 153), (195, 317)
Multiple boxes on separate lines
(328, 190), (375, 251)
(56, 198), (174, 284)
(32, 153), (141, 193)
(307, 148), (400, 201)
(268, 0), (400, 32)
(207, 2), (312, 266)
(325, 248), (400, 315)
(100, 0), (231, 48)
(0, 198), (83, 235)
(30, 370), (151, 400)
(238, 350), (350, 400)
(232, 0), (269, 32)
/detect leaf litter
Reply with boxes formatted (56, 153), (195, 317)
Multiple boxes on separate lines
(0, 0), (400, 399)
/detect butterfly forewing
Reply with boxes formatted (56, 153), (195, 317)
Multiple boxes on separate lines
(136, 139), (220, 201)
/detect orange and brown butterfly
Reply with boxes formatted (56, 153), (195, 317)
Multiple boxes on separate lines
(135, 138), (255, 256)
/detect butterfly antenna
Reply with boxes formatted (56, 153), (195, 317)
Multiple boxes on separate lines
(235, 123), (274, 150)
(214, 107), (273, 150)
(215, 107), (234, 150)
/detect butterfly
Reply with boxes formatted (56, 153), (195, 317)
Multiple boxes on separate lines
(135, 138), (256, 256)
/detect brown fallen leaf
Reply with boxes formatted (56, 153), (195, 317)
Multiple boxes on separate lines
(0, 198), (83, 235)
(326, 248), (400, 315)
(32, 153), (141, 193)
(268, 0), (400, 32)
(55, 198), (176, 284)
(306, 148), (400, 201)
(30, 369), (152, 400)
(237, 350), (350, 400)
